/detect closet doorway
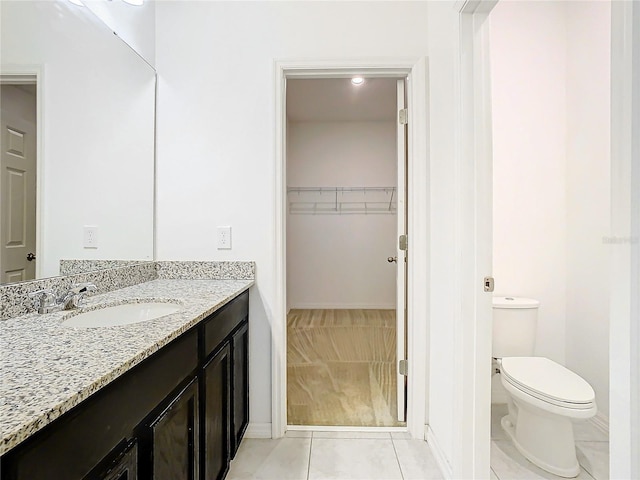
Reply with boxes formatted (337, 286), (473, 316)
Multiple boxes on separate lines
(285, 77), (408, 428)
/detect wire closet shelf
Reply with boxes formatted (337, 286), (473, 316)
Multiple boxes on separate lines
(287, 186), (397, 215)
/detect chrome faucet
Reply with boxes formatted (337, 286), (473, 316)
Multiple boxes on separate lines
(29, 283), (98, 314)
(28, 289), (57, 314)
(59, 283), (98, 309)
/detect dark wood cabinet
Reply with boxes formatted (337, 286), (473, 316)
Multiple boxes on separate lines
(0, 290), (249, 480)
(231, 322), (249, 458)
(202, 344), (231, 480)
(1, 330), (198, 480)
(141, 378), (199, 480)
(200, 290), (249, 478)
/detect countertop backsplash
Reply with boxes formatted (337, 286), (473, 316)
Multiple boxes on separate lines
(156, 260), (255, 280)
(59, 259), (150, 276)
(0, 261), (255, 321)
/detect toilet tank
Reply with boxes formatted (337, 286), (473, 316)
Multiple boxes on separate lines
(492, 296), (540, 358)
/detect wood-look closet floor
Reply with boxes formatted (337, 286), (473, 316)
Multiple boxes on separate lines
(287, 309), (404, 427)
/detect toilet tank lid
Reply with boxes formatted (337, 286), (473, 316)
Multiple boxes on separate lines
(493, 296), (540, 309)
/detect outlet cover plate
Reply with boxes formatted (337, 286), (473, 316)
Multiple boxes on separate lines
(217, 226), (231, 249)
(83, 226), (98, 249)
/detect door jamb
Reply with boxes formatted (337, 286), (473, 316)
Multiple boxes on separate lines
(610, 2), (640, 478)
(273, 58), (430, 439)
(454, 0), (497, 477)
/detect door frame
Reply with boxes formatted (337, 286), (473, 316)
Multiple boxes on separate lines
(0, 66), (44, 280)
(273, 57), (429, 439)
(453, 1), (498, 477)
(610, 2), (640, 478)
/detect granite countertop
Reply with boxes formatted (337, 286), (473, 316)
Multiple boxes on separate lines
(0, 278), (253, 456)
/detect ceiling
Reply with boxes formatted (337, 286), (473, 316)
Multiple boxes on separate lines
(286, 78), (397, 122)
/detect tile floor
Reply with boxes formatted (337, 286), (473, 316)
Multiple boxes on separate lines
(227, 407), (610, 480)
(227, 431), (443, 480)
(491, 404), (610, 480)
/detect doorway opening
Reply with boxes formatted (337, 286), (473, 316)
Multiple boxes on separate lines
(487, 2), (611, 478)
(285, 77), (407, 428)
(0, 75), (38, 284)
(273, 58), (429, 440)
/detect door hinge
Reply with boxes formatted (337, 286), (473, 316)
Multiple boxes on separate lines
(399, 108), (408, 125)
(484, 276), (495, 292)
(399, 359), (408, 376)
(399, 234), (408, 251)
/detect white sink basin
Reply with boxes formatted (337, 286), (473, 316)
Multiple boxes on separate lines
(62, 302), (181, 328)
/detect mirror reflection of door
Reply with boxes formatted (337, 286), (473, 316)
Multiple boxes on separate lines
(0, 80), (37, 283)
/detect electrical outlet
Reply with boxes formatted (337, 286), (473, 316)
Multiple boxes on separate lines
(83, 226), (98, 249)
(217, 226), (231, 249)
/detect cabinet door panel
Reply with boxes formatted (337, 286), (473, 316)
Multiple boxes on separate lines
(231, 322), (249, 458)
(148, 378), (199, 480)
(203, 344), (231, 480)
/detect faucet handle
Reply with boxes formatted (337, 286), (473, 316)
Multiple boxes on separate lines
(71, 282), (98, 294)
(70, 282), (97, 307)
(28, 289), (56, 313)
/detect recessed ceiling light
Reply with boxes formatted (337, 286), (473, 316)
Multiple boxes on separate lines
(68, 0), (85, 6)
(122, 0), (144, 5)
(351, 77), (365, 86)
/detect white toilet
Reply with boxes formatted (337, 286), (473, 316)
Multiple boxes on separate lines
(493, 296), (597, 478)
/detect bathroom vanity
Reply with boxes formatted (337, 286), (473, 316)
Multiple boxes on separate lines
(0, 275), (252, 480)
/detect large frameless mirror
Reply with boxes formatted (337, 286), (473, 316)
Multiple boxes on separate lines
(0, 0), (156, 284)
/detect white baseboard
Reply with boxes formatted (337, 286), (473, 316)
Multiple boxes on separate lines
(590, 411), (609, 436)
(425, 425), (453, 479)
(244, 422), (272, 438)
(289, 303), (396, 310)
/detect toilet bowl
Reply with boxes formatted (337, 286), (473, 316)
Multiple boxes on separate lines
(492, 296), (597, 478)
(498, 357), (596, 478)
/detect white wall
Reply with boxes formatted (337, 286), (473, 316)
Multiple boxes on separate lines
(1, 1), (156, 277)
(565, 0), (611, 421)
(491, 0), (568, 365)
(490, 0), (611, 419)
(86, 0), (156, 66)
(425, 0), (459, 470)
(155, 0), (429, 430)
(287, 121), (396, 309)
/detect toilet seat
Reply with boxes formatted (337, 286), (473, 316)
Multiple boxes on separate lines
(500, 357), (595, 410)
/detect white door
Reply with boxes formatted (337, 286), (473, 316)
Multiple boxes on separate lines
(0, 84), (37, 283)
(396, 78), (408, 422)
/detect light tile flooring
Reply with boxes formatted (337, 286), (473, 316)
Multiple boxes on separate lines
(491, 404), (610, 480)
(227, 431), (443, 480)
(227, 408), (610, 480)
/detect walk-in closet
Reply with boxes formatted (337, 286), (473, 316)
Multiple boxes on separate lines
(285, 77), (404, 427)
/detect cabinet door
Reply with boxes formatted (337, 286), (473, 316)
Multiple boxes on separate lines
(147, 378), (199, 480)
(202, 344), (231, 480)
(231, 322), (249, 458)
